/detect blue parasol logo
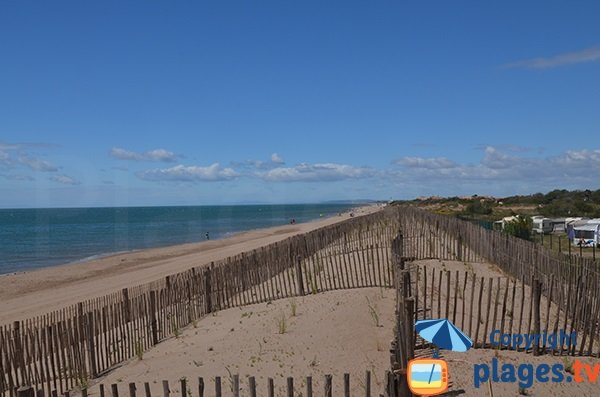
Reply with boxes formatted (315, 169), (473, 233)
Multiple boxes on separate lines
(415, 318), (473, 353)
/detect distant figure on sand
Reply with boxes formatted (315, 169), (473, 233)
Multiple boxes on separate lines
(205, 232), (209, 240)
(290, 218), (296, 224)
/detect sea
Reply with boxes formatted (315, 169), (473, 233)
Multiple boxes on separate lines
(0, 204), (358, 275)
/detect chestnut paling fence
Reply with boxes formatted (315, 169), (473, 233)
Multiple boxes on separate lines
(3, 206), (600, 397)
(14, 372), (383, 397)
(387, 207), (600, 396)
(1, 209), (401, 397)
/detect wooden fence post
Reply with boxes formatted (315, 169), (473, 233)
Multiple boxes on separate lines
(395, 297), (414, 397)
(197, 378), (205, 397)
(233, 374), (239, 397)
(344, 373), (350, 397)
(402, 269), (411, 300)
(214, 376), (221, 397)
(13, 321), (23, 384)
(122, 288), (131, 323)
(287, 377), (294, 397)
(149, 290), (158, 345)
(384, 371), (392, 397)
(180, 378), (186, 397)
(533, 279), (542, 356)
(248, 377), (257, 397)
(295, 255), (305, 296)
(162, 380), (169, 397)
(267, 378), (274, 397)
(405, 298), (415, 360)
(129, 383), (136, 397)
(324, 374), (332, 397)
(204, 266), (213, 314)
(85, 312), (98, 378)
(17, 386), (34, 397)
(398, 232), (404, 270)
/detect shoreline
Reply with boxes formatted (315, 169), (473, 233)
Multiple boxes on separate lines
(0, 204), (382, 324)
(0, 203), (364, 276)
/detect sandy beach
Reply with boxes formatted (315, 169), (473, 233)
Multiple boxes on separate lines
(0, 205), (382, 324)
(64, 256), (600, 397)
(91, 287), (395, 396)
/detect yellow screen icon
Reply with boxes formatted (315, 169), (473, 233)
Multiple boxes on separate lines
(407, 358), (448, 396)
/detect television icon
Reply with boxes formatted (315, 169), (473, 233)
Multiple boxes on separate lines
(406, 358), (449, 396)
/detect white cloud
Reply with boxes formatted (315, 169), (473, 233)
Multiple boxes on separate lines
(231, 160), (268, 169)
(271, 153), (284, 164)
(137, 163), (239, 182)
(474, 143), (544, 154)
(110, 147), (178, 162)
(49, 174), (80, 185)
(394, 156), (457, 169)
(232, 153), (286, 170)
(391, 146), (600, 187)
(260, 163), (375, 182)
(480, 146), (518, 169)
(558, 149), (600, 165)
(0, 149), (10, 165)
(18, 155), (58, 172)
(0, 142), (62, 173)
(0, 173), (35, 181)
(503, 46), (600, 69)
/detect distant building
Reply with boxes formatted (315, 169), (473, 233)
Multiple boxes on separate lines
(572, 223), (600, 247)
(566, 217), (587, 236)
(493, 215), (521, 231)
(531, 216), (553, 234)
(549, 218), (566, 233)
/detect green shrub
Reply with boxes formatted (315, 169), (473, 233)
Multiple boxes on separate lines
(504, 216), (532, 240)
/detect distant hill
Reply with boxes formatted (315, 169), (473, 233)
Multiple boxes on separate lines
(322, 199), (385, 205)
(391, 189), (600, 220)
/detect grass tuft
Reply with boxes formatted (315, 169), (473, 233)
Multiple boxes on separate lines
(277, 312), (287, 334)
(135, 339), (144, 360)
(290, 299), (297, 317)
(366, 296), (380, 327)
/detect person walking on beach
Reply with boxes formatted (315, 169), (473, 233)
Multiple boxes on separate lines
(205, 232), (209, 240)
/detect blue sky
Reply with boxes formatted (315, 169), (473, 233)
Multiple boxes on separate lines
(1, 1), (599, 208)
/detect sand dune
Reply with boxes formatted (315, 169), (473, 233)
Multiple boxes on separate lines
(89, 287), (395, 396)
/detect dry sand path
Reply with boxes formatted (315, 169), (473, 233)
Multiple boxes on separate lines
(0, 205), (381, 324)
(89, 287), (395, 396)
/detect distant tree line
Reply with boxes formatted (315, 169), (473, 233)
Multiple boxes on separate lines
(392, 188), (600, 221)
(500, 189), (600, 217)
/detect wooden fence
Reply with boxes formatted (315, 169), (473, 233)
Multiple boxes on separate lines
(395, 206), (600, 357)
(1, 209), (401, 397)
(387, 207), (600, 397)
(411, 265), (595, 355)
(4, 205), (600, 397)
(386, 232), (416, 397)
(13, 371), (378, 397)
